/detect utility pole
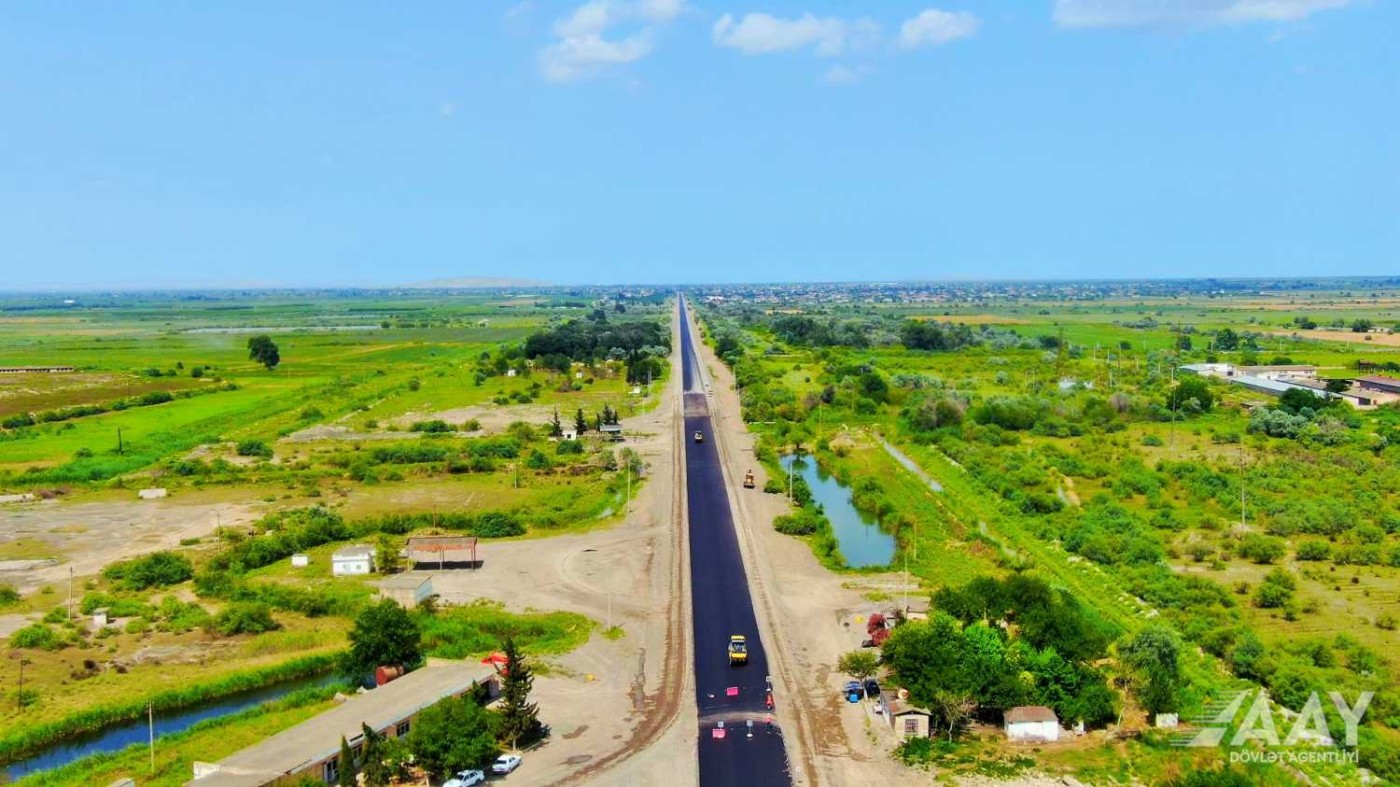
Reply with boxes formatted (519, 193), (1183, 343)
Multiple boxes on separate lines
(148, 701), (155, 773)
(625, 465), (631, 516)
(1239, 441), (1247, 530)
(67, 566), (73, 621)
(117, 427), (124, 455)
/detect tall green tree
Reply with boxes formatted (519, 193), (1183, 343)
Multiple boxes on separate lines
(1165, 377), (1215, 412)
(405, 694), (498, 777)
(498, 637), (541, 749)
(1118, 624), (1182, 717)
(574, 407), (588, 435)
(359, 723), (392, 787)
(343, 599), (422, 681)
(247, 335), (281, 369)
(337, 736), (355, 787)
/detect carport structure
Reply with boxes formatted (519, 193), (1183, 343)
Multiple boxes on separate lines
(405, 535), (479, 570)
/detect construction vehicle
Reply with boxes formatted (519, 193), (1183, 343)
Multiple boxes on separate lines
(694, 431), (704, 443)
(743, 469), (755, 489)
(727, 635), (748, 665)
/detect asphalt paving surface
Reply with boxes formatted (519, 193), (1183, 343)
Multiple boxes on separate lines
(678, 296), (792, 786)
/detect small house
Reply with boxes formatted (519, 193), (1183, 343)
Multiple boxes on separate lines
(138, 488), (168, 500)
(887, 700), (933, 740)
(599, 423), (624, 442)
(560, 428), (578, 441)
(291, 553), (309, 568)
(92, 608), (110, 628)
(332, 545), (376, 576)
(506, 369), (517, 378)
(379, 574), (434, 608)
(1005, 705), (1060, 743)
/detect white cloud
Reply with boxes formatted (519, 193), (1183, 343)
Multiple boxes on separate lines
(541, 0), (686, 83)
(899, 9), (979, 49)
(820, 64), (873, 85)
(712, 12), (878, 57)
(1053, 0), (1358, 29)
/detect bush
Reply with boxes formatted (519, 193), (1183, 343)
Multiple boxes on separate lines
(236, 440), (273, 458)
(0, 584), (19, 607)
(210, 603), (281, 636)
(1238, 534), (1286, 564)
(102, 551), (194, 590)
(1295, 540), (1331, 561)
(773, 507), (829, 536)
(410, 420), (453, 434)
(556, 440), (584, 456)
(10, 623), (64, 651)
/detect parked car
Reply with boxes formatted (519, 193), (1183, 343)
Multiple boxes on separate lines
(843, 680), (864, 703)
(444, 770), (486, 787)
(491, 754), (523, 774)
(863, 679), (881, 699)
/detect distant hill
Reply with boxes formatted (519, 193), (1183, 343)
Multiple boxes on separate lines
(405, 276), (550, 289)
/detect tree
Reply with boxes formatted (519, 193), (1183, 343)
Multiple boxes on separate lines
(547, 409), (563, 438)
(343, 599), (422, 681)
(1118, 625), (1181, 716)
(337, 736), (356, 787)
(376, 533), (402, 574)
(1165, 377), (1214, 412)
(1351, 319), (1375, 333)
(406, 694), (498, 777)
(574, 407), (588, 435)
(498, 637), (541, 749)
(247, 335), (281, 370)
(1214, 328), (1239, 351)
(837, 650), (879, 681)
(359, 723), (394, 787)
(1175, 334), (1193, 351)
(932, 690), (977, 742)
(1324, 378), (1350, 394)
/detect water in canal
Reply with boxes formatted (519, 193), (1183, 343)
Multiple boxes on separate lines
(779, 454), (896, 568)
(0, 672), (335, 781)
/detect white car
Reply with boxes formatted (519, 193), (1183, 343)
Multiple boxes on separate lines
(443, 770), (485, 787)
(491, 754), (522, 774)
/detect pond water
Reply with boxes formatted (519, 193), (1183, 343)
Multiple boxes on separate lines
(779, 454), (896, 569)
(0, 672), (335, 781)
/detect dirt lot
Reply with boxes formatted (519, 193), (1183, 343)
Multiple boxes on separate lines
(0, 492), (262, 595)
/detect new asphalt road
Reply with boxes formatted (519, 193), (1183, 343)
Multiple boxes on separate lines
(678, 296), (792, 786)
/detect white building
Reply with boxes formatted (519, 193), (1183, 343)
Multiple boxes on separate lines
(1005, 705), (1060, 743)
(332, 545), (376, 576)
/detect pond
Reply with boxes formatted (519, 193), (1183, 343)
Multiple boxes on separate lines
(779, 454), (896, 569)
(0, 672), (336, 782)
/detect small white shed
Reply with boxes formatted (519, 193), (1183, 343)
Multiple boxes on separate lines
(506, 369), (517, 377)
(1005, 706), (1060, 743)
(138, 488), (168, 500)
(290, 553), (309, 568)
(560, 428), (577, 441)
(331, 545), (376, 576)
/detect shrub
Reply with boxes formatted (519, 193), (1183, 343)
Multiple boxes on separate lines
(1238, 534), (1286, 564)
(236, 440), (273, 458)
(556, 440), (584, 456)
(410, 420), (453, 434)
(10, 623), (63, 651)
(1295, 540), (1331, 561)
(103, 551), (194, 591)
(210, 603), (281, 636)
(0, 584), (19, 607)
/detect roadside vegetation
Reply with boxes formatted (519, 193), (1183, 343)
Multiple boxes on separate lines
(700, 285), (1400, 784)
(0, 289), (665, 781)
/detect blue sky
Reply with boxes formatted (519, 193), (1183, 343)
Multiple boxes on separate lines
(0, 1), (1394, 288)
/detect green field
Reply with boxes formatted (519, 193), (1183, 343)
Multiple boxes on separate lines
(700, 282), (1400, 785)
